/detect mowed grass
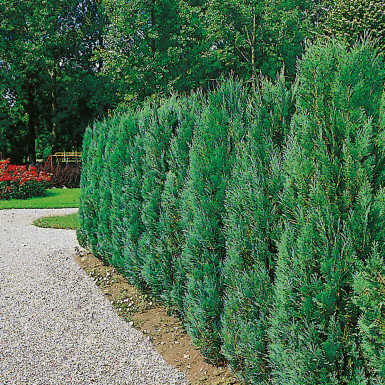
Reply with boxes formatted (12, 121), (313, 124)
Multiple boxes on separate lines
(0, 188), (80, 209)
(33, 212), (79, 230)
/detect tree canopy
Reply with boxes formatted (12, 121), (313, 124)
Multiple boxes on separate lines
(4, 0), (385, 163)
(0, 0), (108, 163)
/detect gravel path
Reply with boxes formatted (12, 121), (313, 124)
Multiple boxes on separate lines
(0, 209), (188, 385)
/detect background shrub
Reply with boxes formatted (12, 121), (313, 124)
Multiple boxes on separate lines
(0, 159), (51, 200)
(39, 164), (81, 188)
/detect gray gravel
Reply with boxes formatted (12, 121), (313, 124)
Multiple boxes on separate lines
(0, 209), (188, 385)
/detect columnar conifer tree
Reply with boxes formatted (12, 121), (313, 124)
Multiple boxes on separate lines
(180, 79), (250, 362)
(117, 108), (150, 287)
(108, 114), (140, 269)
(96, 115), (125, 260)
(221, 72), (294, 383)
(77, 124), (93, 246)
(155, 93), (203, 312)
(78, 119), (109, 254)
(269, 40), (385, 384)
(139, 98), (179, 292)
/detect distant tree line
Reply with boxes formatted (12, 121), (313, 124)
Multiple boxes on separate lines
(1, 0), (384, 163)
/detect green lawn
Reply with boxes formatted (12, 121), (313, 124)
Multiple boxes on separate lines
(0, 188), (80, 209)
(33, 212), (79, 230)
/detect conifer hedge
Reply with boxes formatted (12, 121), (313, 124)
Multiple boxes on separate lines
(78, 39), (385, 384)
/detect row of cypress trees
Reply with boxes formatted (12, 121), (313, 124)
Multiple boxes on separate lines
(78, 39), (385, 384)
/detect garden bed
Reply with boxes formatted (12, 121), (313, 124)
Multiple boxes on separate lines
(74, 249), (240, 385)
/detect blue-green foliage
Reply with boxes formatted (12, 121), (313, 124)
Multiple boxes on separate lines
(180, 79), (250, 363)
(78, 119), (109, 253)
(222, 72), (294, 383)
(78, 39), (385, 384)
(157, 93), (203, 313)
(97, 116), (123, 261)
(107, 114), (140, 270)
(269, 40), (385, 384)
(118, 108), (148, 287)
(77, 124), (92, 247)
(139, 98), (179, 293)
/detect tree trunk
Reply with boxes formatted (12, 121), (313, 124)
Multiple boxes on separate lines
(97, 34), (105, 117)
(150, 0), (156, 54)
(27, 87), (36, 164)
(98, 34), (104, 73)
(251, 13), (257, 92)
(50, 66), (58, 154)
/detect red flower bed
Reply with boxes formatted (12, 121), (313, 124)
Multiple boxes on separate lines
(0, 159), (52, 200)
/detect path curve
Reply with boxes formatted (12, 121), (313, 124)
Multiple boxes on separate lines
(0, 209), (188, 385)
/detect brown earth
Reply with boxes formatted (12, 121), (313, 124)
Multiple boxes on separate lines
(74, 249), (242, 385)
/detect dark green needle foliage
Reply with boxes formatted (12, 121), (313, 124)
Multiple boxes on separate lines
(269, 39), (385, 384)
(353, 243), (385, 380)
(221, 72), (294, 383)
(351, 95), (385, 382)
